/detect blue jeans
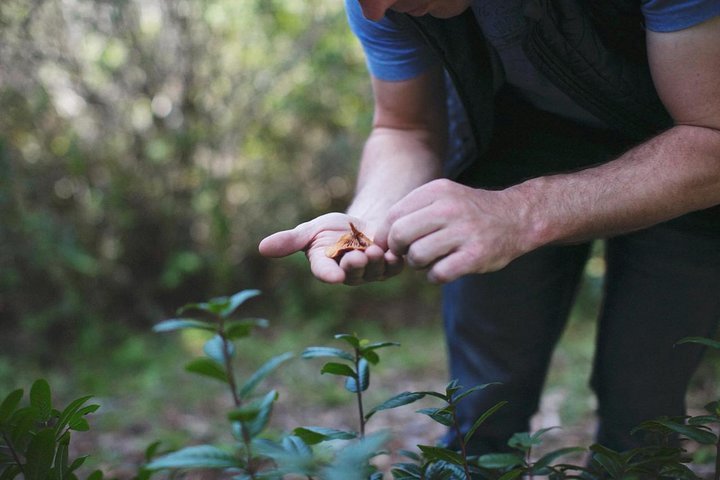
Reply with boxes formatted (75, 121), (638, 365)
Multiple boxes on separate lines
(442, 223), (720, 453)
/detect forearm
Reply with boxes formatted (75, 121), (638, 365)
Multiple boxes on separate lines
(514, 125), (720, 249)
(347, 126), (444, 227)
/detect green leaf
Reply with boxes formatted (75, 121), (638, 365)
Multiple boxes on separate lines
(425, 461), (467, 479)
(30, 379), (52, 422)
(641, 419), (717, 444)
(68, 455), (89, 472)
(184, 358), (228, 383)
(145, 445), (239, 469)
(301, 347), (354, 362)
(452, 382), (500, 404)
(705, 401), (720, 415)
(365, 392), (426, 420)
(52, 440), (69, 479)
(335, 333), (360, 348)
(221, 289), (262, 317)
(532, 447), (585, 472)
(292, 426), (358, 445)
(531, 426), (559, 442)
(176, 302), (215, 315)
(362, 349), (380, 365)
(390, 463), (423, 478)
(228, 391), (279, 423)
(0, 389), (23, 423)
(688, 415), (720, 425)
(588, 444), (623, 477)
(417, 445), (464, 465)
(239, 352), (294, 399)
(25, 429), (56, 480)
(9, 406), (39, 445)
(144, 441), (163, 461)
(321, 431), (390, 480)
(239, 390), (278, 439)
(677, 336), (720, 350)
(227, 403), (262, 422)
(345, 358), (369, 393)
(497, 469), (525, 480)
(55, 395), (94, 438)
(476, 452), (524, 469)
(203, 334), (234, 364)
(85, 470), (104, 480)
(0, 466), (22, 480)
(69, 418), (90, 432)
(416, 407), (454, 427)
(320, 362), (356, 378)
(361, 341), (400, 352)
(506, 427), (559, 454)
(282, 435), (313, 457)
(444, 380), (462, 398)
(464, 400), (508, 445)
(152, 319), (216, 333)
(225, 318), (270, 340)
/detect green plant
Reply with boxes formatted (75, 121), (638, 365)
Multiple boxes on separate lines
(145, 289), (293, 477)
(0, 379), (103, 479)
(7, 291), (720, 479)
(301, 333), (400, 438)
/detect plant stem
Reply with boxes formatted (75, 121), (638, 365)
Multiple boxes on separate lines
(354, 349), (365, 438)
(217, 319), (256, 479)
(715, 435), (720, 480)
(218, 324), (241, 408)
(449, 401), (473, 480)
(2, 431), (25, 476)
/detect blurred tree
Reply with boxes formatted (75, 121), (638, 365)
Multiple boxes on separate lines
(0, 0), (389, 358)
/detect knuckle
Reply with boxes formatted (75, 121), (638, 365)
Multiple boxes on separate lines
(406, 247), (428, 269)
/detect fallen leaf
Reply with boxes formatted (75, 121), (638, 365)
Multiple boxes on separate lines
(325, 223), (373, 261)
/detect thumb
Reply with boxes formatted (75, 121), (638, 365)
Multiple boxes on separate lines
(258, 226), (311, 258)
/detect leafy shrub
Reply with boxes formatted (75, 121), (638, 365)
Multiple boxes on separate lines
(3, 291), (719, 479)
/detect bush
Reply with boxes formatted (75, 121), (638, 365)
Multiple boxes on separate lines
(3, 290), (718, 479)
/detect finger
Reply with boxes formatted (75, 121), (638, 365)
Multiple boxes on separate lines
(404, 230), (456, 269)
(374, 185), (437, 250)
(340, 250), (369, 285)
(259, 213), (355, 258)
(307, 247), (346, 284)
(258, 226), (311, 258)
(362, 244), (388, 282)
(386, 206), (445, 256)
(383, 250), (405, 279)
(426, 252), (469, 284)
(258, 229), (307, 258)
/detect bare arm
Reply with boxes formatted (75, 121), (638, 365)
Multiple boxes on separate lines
(349, 67), (447, 228)
(514, 15), (720, 246)
(376, 15), (720, 283)
(259, 65), (447, 284)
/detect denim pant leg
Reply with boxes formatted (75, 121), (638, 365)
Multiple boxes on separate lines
(591, 225), (720, 452)
(442, 242), (591, 454)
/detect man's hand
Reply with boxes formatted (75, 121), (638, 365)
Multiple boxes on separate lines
(258, 212), (404, 285)
(374, 179), (537, 284)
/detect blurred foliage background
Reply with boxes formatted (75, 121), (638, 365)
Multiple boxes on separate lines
(2, 0), (717, 476)
(0, 0), (439, 357)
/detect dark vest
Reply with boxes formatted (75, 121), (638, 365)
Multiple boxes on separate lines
(387, 0), (674, 156)
(389, 2), (720, 231)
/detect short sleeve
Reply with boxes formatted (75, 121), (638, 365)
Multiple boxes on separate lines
(642, 0), (720, 32)
(344, 0), (439, 81)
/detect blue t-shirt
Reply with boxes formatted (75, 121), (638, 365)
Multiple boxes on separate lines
(346, 0), (720, 81)
(346, 0), (720, 176)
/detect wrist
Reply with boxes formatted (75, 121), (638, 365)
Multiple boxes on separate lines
(506, 177), (557, 251)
